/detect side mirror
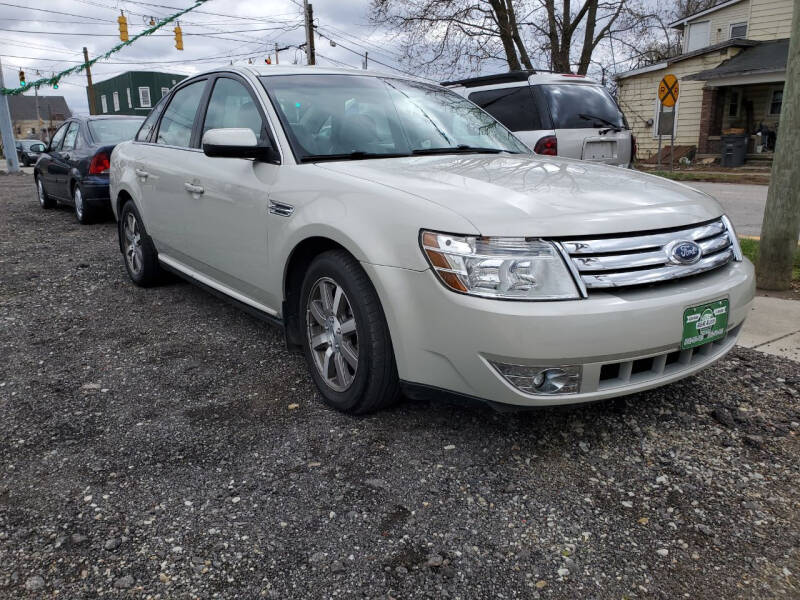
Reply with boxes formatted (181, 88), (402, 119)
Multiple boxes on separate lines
(202, 128), (275, 160)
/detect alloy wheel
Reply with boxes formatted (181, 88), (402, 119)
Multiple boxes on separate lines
(306, 277), (359, 392)
(74, 187), (84, 220)
(123, 212), (144, 276)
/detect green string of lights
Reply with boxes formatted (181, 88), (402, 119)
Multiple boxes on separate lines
(1, 0), (210, 96)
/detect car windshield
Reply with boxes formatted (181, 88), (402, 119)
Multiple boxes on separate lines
(88, 118), (145, 144)
(538, 84), (626, 130)
(260, 74), (529, 161)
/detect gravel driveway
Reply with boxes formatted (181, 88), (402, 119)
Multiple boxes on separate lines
(1, 174), (799, 599)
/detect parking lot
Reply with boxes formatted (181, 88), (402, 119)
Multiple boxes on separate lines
(1, 173), (799, 598)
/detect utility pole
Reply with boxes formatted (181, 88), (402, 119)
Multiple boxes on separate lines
(303, 0), (316, 65)
(756, 4), (799, 290)
(34, 84), (41, 139)
(363, 51), (368, 69)
(83, 47), (96, 115)
(275, 42), (279, 65)
(0, 56), (21, 173)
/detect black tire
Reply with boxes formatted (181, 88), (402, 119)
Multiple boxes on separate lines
(119, 200), (161, 287)
(22, 157), (29, 167)
(35, 175), (56, 209)
(72, 183), (96, 225)
(300, 249), (400, 414)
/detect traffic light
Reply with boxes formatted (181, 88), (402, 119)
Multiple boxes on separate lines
(18, 70), (25, 86)
(118, 11), (129, 42)
(174, 25), (183, 50)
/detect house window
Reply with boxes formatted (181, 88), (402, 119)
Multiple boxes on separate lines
(126, 87), (132, 109)
(727, 89), (740, 118)
(770, 88), (783, 115)
(730, 22), (747, 38)
(686, 21), (710, 52)
(161, 87), (169, 98)
(113, 91), (120, 112)
(139, 86), (152, 108)
(101, 95), (108, 113)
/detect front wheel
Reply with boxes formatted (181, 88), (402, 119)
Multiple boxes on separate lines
(300, 250), (400, 414)
(119, 200), (161, 287)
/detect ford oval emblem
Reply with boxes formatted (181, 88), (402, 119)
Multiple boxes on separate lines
(666, 240), (702, 265)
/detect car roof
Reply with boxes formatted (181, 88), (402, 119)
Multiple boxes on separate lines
(441, 70), (601, 88)
(195, 64), (433, 86)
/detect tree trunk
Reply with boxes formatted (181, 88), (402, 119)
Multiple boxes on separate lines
(577, 0), (599, 74)
(506, 0), (533, 69)
(756, 4), (800, 290)
(490, 0), (522, 70)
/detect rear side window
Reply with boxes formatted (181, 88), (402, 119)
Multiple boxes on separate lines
(136, 96), (168, 142)
(61, 122), (80, 151)
(156, 80), (207, 147)
(538, 84), (625, 130)
(469, 86), (544, 131)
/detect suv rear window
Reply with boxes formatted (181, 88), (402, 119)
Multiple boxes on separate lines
(538, 84), (624, 130)
(469, 86), (546, 131)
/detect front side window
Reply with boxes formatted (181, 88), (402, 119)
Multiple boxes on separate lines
(61, 122), (80, 151)
(469, 86), (545, 131)
(261, 74), (528, 161)
(156, 80), (206, 147)
(135, 96), (168, 142)
(139, 86), (152, 108)
(202, 77), (265, 142)
(49, 123), (68, 151)
(539, 84), (625, 130)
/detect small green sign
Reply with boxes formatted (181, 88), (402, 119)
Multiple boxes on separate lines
(681, 299), (729, 350)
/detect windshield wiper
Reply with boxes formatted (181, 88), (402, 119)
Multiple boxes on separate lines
(300, 151), (410, 163)
(578, 113), (624, 133)
(411, 145), (513, 156)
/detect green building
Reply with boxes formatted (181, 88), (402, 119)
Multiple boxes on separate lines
(87, 71), (187, 116)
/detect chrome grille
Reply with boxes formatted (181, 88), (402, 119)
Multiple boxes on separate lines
(558, 218), (737, 290)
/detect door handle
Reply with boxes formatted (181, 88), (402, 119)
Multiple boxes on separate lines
(135, 168), (149, 178)
(184, 182), (204, 195)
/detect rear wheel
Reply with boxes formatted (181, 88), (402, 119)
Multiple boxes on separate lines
(119, 200), (160, 287)
(36, 176), (56, 209)
(73, 184), (96, 224)
(300, 250), (399, 414)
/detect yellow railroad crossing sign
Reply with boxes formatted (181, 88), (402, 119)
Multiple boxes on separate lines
(658, 74), (679, 107)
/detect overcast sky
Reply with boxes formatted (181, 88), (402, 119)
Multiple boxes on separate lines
(0, 0), (442, 115)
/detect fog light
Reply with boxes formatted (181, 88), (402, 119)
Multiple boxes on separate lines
(490, 362), (581, 395)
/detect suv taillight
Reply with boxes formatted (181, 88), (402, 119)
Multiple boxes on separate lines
(89, 152), (110, 174)
(534, 136), (557, 156)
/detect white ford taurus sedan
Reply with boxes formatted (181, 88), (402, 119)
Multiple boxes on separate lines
(109, 65), (754, 414)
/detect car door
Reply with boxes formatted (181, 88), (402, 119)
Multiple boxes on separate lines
(135, 78), (209, 259)
(49, 121), (80, 199)
(183, 74), (281, 304)
(40, 123), (68, 192)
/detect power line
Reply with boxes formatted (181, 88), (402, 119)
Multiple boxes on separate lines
(0, 25), (302, 36)
(0, 1), (111, 22)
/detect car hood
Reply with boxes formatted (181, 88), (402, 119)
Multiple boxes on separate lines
(316, 154), (723, 237)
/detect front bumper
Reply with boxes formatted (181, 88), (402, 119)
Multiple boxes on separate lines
(364, 260), (755, 407)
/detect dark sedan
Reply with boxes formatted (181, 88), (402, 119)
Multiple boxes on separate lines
(16, 139), (46, 166)
(34, 115), (144, 224)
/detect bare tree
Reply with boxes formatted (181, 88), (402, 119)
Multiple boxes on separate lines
(371, 0), (654, 77)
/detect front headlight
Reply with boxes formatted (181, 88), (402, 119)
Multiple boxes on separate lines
(420, 230), (580, 300)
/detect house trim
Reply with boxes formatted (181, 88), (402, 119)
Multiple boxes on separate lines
(702, 71), (786, 86)
(669, 0), (746, 29)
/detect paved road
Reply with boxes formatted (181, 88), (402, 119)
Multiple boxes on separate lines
(686, 182), (768, 238)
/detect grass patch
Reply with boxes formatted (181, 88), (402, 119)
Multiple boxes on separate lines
(643, 170), (769, 185)
(739, 237), (800, 281)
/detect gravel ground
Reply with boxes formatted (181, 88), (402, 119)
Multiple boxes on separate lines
(1, 173), (799, 599)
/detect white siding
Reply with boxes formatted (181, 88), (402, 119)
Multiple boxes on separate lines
(683, 0), (752, 49)
(748, 0), (794, 40)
